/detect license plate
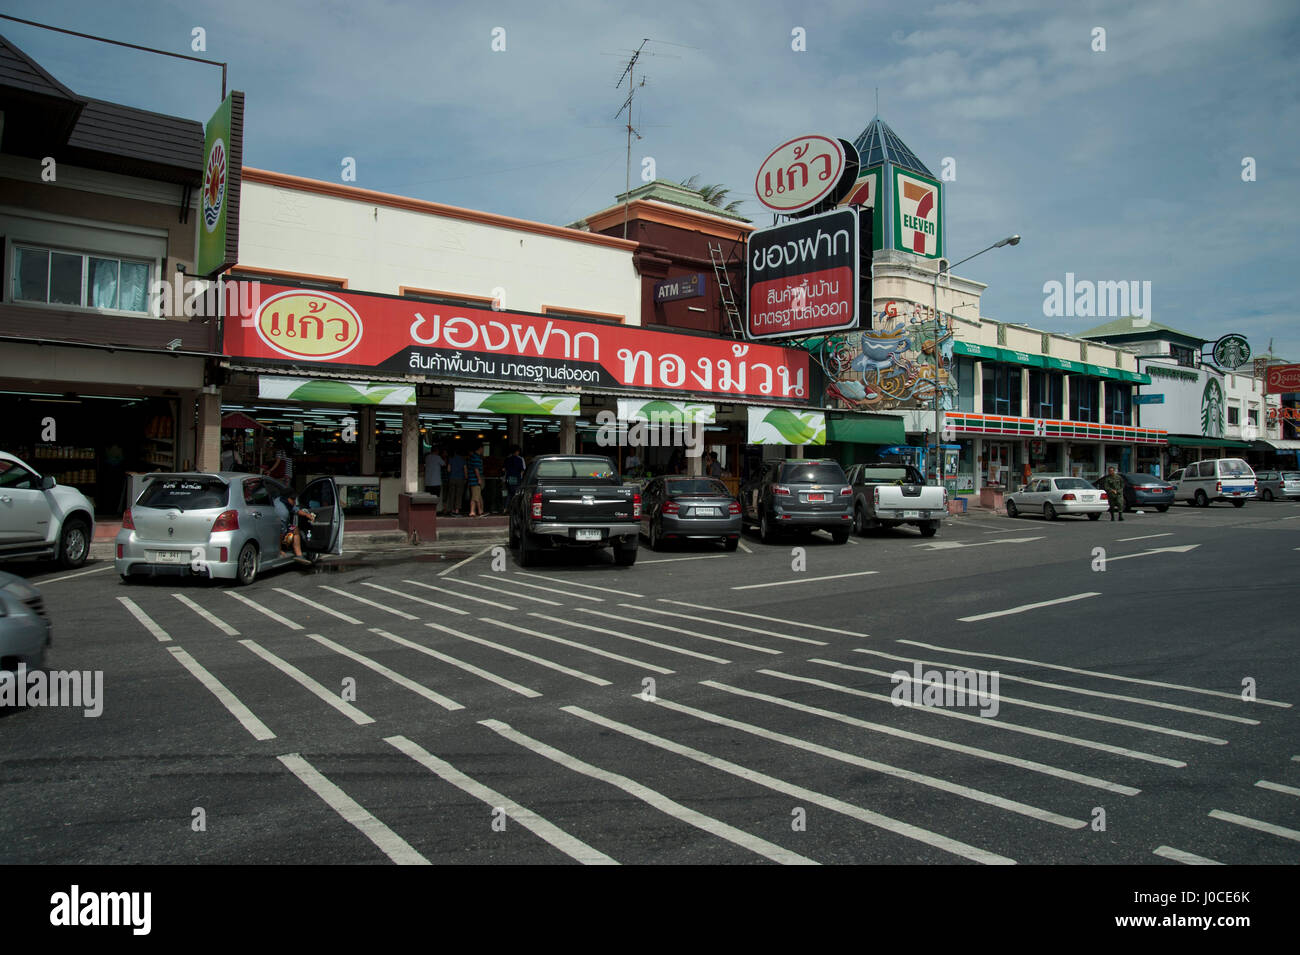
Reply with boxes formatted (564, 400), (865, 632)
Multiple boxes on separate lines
(575, 529), (601, 541)
(693, 507), (721, 517)
(806, 493), (827, 502)
(902, 510), (920, 519)
(153, 550), (186, 563)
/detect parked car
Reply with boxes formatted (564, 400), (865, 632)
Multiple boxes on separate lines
(116, 472), (343, 585)
(740, 458), (853, 544)
(0, 451), (95, 569)
(846, 462), (946, 537)
(0, 570), (49, 677)
(507, 455), (639, 566)
(1253, 470), (1300, 501)
(640, 476), (741, 551)
(1090, 472), (1175, 512)
(1005, 476), (1108, 520)
(1174, 458), (1256, 507)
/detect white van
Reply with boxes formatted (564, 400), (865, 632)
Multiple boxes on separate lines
(1175, 457), (1256, 507)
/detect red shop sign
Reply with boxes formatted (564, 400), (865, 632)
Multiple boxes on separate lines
(223, 282), (810, 401)
(1265, 363), (1300, 394)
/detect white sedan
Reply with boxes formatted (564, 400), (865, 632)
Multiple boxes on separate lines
(1005, 476), (1108, 520)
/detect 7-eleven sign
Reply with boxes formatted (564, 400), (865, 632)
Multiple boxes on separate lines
(892, 168), (942, 259)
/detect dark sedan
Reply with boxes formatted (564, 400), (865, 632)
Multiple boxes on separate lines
(1092, 472), (1175, 512)
(640, 476), (741, 551)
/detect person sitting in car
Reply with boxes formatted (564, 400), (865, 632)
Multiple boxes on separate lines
(275, 491), (316, 563)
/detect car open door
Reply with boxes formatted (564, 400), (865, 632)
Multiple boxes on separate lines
(300, 477), (344, 556)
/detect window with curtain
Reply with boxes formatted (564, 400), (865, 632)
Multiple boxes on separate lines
(11, 244), (151, 313)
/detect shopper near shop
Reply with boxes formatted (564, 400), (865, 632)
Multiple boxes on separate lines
(705, 452), (723, 478)
(1103, 466), (1125, 522)
(446, 450), (466, 515)
(424, 445), (445, 502)
(467, 442), (485, 517)
(505, 446), (526, 503)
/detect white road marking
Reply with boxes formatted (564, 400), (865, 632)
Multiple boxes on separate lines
(480, 617), (673, 675)
(530, 613), (730, 664)
(1153, 845), (1223, 865)
(452, 578), (561, 606)
(785, 664), (1183, 767)
(1104, 544), (1200, 563)
(226, 591), (304, 630)
(437, 629), (611, 686)
(479, 574), (602, 602)
(239, 638), (374, 724)
(117, 596), (171, 642)
(402, 579), (514, 610)
(172, 593), (239, 635)
(273, 587), (364, 624)
(1256, 780), (1300, 798)
(278, 753), (428, 865)
(317, 586), (417, 620)
(959, 592), (1100, 623)
(1208, 810), (1300, 843)
(34, 564), (113, 585)
(851, 647), (1258, 725)
(385, 734), (616, 865)
(562, 705), (1013, 865)
(626, 603), (827, 646)
(708, 679), (1138, 795)
(437, 543), (496, 578)
(640, 554), (730, 564)
(732, 570), (880, 590)
(481, 718), (815, 865)
(845, 537), (859, 545)
(736, 540), (753, 554)
(662, 600), (865, 638)
(362, 581), (468, 615)
(166, 645), (274, 740)
(897, 639), (1292, 708)
(918, 536), (1045, 550)
(1116, 533), (1173, 542)
(378, 625), (540, 697)
(306, 632), (462, 711)
(574, 607), (780, 655)
(514, 571), (641, 598)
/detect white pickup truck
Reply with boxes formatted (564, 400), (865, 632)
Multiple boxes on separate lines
(846, 463), (947, 538)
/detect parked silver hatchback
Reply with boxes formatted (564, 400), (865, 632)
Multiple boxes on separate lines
(115, 472), (343, 585)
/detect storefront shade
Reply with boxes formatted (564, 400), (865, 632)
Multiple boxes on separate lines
(954, 342), (1148, 383)
(1168, 436), (1253, 449)
(616, 398), (715, 424)
(826, 415), (905, 445)
(748, 406), (826, 445)
(259, 376), (415, 405)
(455, 389), (579, 416)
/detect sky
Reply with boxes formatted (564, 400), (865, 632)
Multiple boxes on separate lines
(6, 0), (1298, 357)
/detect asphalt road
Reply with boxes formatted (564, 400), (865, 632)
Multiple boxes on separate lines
(3, 499), (1298, 866)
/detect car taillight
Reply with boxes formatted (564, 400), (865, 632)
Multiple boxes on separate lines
(662, 499), (680, 514)
(531, 493), (543, 518)
(728, 500), (740, 514)
(219, 547), (228, 563)
(211, 509), (239, 533)
(873, 487), (881, 506)
(1216, 481), (1222, 493)
(773, 485), (791, 496)
(1061, 493), (1077, 501)
(633, 492), (641, 519)
(116, 543), (123, 558)
(121, 508), (134, 530)
(839, 486), (852, 496)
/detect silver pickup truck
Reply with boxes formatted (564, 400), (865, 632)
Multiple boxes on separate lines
(507, 454), (640, 566)
(846, 462), (946, 537)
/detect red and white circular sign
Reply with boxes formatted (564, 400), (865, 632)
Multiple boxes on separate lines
(755, 135), (846, 214)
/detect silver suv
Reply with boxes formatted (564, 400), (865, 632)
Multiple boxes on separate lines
(0, 451), (95, 569)
(740, 458), (853, 544)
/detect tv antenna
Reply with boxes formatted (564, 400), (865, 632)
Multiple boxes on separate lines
(615, 39), (652, 239)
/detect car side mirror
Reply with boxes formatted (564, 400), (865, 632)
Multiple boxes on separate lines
(41, 475), (56, 490)
(1017, 484), (1026, 492)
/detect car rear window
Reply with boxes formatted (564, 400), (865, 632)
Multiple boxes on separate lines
(1283, 472), (1300, 481)
(780, 463), (847, 484)
(666, 479), (730, 496)
(536, 459), (617, 482)
(856, 467), (915, 483)
(137, 478), (228, 510)
(1054, 478), (1093, 490)
(1220, 459), (1253, 477)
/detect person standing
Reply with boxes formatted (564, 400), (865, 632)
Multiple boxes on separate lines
(706, 451), (723, 479)
(504, 445), (526, 503)
(446, 449), (466, 516)
(467, 442), (485, 517)
(1103, 466), (1125, 522)
(424, 445), (445, 504)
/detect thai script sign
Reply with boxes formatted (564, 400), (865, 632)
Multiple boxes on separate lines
(754, 135), (847, 214)
(1265, 363), (1300, 395)
(746, 207), (859, 340)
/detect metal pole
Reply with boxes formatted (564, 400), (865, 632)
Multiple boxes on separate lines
(933, 258), (946, 488)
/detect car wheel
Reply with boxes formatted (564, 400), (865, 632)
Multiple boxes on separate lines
(1006, 500), (1019, 518)
(853, 504), (866, 536)
(919, 521), (939, 538)
(760, 512), (777, 544)
(831, 528), (850, 544)
(613, 539), (638, 566)
(1087, 512), (1101, 521)
(648, 519), (663, 552)
(58, 518), (90, 569)
(1231, 500), (1245, 508)
(1156, 505), (1169, 512)
(1263, 489), (1274, 501)
(724, 536), (739, 552)
(1195, 490), (1208, 507)
(1044, 503), (1058, 521)
(235, 542), (258, 586)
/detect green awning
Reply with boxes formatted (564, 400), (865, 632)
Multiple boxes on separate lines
(827, 414), (906, 445)
(1167, 436), (1253, 449)
(1044, 356), (1081, 373)
(955, 342), (1146, 382)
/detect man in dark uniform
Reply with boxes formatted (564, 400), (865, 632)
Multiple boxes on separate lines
(1103, 466), (1125, 522)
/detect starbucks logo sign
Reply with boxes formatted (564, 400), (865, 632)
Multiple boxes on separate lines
(1201, 377), (1225, 438)
(1211, 334), (1250, 371)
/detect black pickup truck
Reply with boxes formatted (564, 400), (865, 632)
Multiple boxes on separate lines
(507, 454), (641, 566)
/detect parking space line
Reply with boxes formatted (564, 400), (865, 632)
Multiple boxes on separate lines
(530, 613), (730, 664)
(166, 645), (274, 740)
(1116, 533), (1173, 542)
(1153, 845), (1223, 865)
(227, 591), (304, 630)
(785, 664), (1183, 767)
(736, 540), (753, 554)
(706, 679), (1138, 795)
(376, 626), (540, 698)
(625, 603), (827, 646)
(562, 705), (1013, 865)
(1256, 780), (1300, 798)
(306, 632), (462, 711)
(403, 579), (515, 610)
(437, 544), (496, 578)
(479, 574), (602, 602)
(278, 753), (428, 865)
(479, 617), (674, 675)
(318, 586), (418, 620)
(959, 592), (1100, 623)
(273, 588), (364, 625)
(574, 607), (780, 655)
(439, 630), (611, 686)
(896, 639), (1292, 708)
(514, 571), (641, 598)
(172, 593), (239, 636)
(363, 582), (469, 615)
(733, 570), (879, 590)
(239, 638), (374, 725)
(481, 719), (815, 865)
(640, 554), (731, 564)
(452, 579), (561, 606)
(117, 596), (171, 642)
(1208, 809), (1300, 843)
(385, 734), (616, 865)
(661, 600), (866, 638)
(32, 565), (113, 585)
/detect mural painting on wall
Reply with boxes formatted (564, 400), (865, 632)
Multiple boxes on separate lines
(805, 299), (956, 411)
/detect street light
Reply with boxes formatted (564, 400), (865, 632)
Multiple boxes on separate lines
(931, 235), (1020, 488)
